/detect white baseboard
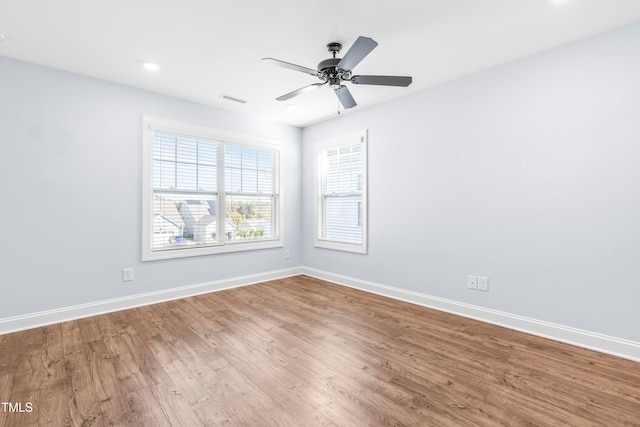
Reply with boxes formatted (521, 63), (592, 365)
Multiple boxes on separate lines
(3, 265), (638, 363)
(0, 267), (303, 336)
(301, 266), (640, 363)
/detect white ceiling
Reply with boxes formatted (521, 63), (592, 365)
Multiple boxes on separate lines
(2, 0), (640, 127)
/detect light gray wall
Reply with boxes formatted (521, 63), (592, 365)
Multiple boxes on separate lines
(302, 23), (640, 342)
(3, 22), (640, 343)
(0, 56), (302, 318)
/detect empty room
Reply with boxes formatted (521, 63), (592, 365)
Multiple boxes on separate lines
(1, 1), (639, 425)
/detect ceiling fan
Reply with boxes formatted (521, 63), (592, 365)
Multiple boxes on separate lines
(262, 36), (412, 109)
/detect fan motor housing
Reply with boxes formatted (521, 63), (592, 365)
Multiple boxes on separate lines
(317, 58), (340, 73)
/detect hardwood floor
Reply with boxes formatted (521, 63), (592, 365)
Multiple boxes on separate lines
(1, 275), (639, 426)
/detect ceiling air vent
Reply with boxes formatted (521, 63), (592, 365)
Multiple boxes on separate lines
(219, 94), (248, 104)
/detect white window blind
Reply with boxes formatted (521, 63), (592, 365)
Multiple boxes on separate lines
(152, 131), (220, 250)
(315, 130), (367, 254)
(142, 116), (282, 261)
(225, 142), (279, 241)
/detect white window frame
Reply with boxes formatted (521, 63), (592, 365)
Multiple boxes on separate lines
(314, 130), (368, 254)
(142, 116), (283, 261)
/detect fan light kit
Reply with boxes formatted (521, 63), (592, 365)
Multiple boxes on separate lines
(263, 36), (412, 109)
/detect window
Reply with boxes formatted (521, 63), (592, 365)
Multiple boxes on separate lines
(314, 130), (367, 254)
(142, 116), (282, 261)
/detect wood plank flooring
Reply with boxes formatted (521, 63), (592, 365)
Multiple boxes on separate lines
(1, 275), (639, 426)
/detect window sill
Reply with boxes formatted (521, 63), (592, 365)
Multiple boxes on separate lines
(314, 239), (367, 254)
(142, 239), (283, 261)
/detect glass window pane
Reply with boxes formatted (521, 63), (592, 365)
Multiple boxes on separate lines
(225, 167), (242, 192)
(198, 165), (217, 191)
(243, 147), (258, 169)
(242, 169), (258, 193)
(153, 160), (176, 189)
(177, 163), (197, 189)
(257, 150), (273, 170)
(198, 139), (217, 165)
(153, 133), (176, 161)
(318, 141), (364, 246)
(225, 144), (242, 168)
(176, 135), (197, 163)
(226, 195), (274, 242)
(323, 196), (362, 243)
(257, 170), (273, 193)
(152, 192), (218, 250)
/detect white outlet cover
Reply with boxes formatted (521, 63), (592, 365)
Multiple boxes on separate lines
(478, 276), (489, 291)
(467, 275), (478, 290)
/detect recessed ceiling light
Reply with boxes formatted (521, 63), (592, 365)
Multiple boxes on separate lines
(0, 33), (8, 42)
(142, 61), (159, 71)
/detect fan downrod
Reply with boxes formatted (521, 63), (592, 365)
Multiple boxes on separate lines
(327, 42), (342, 58)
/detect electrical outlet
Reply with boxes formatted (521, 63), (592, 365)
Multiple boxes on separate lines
(284, 249), (290, 259)
(478, 276), (489, 292)
(123, 268), (133, 282)
(467, 275), (477, 290)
